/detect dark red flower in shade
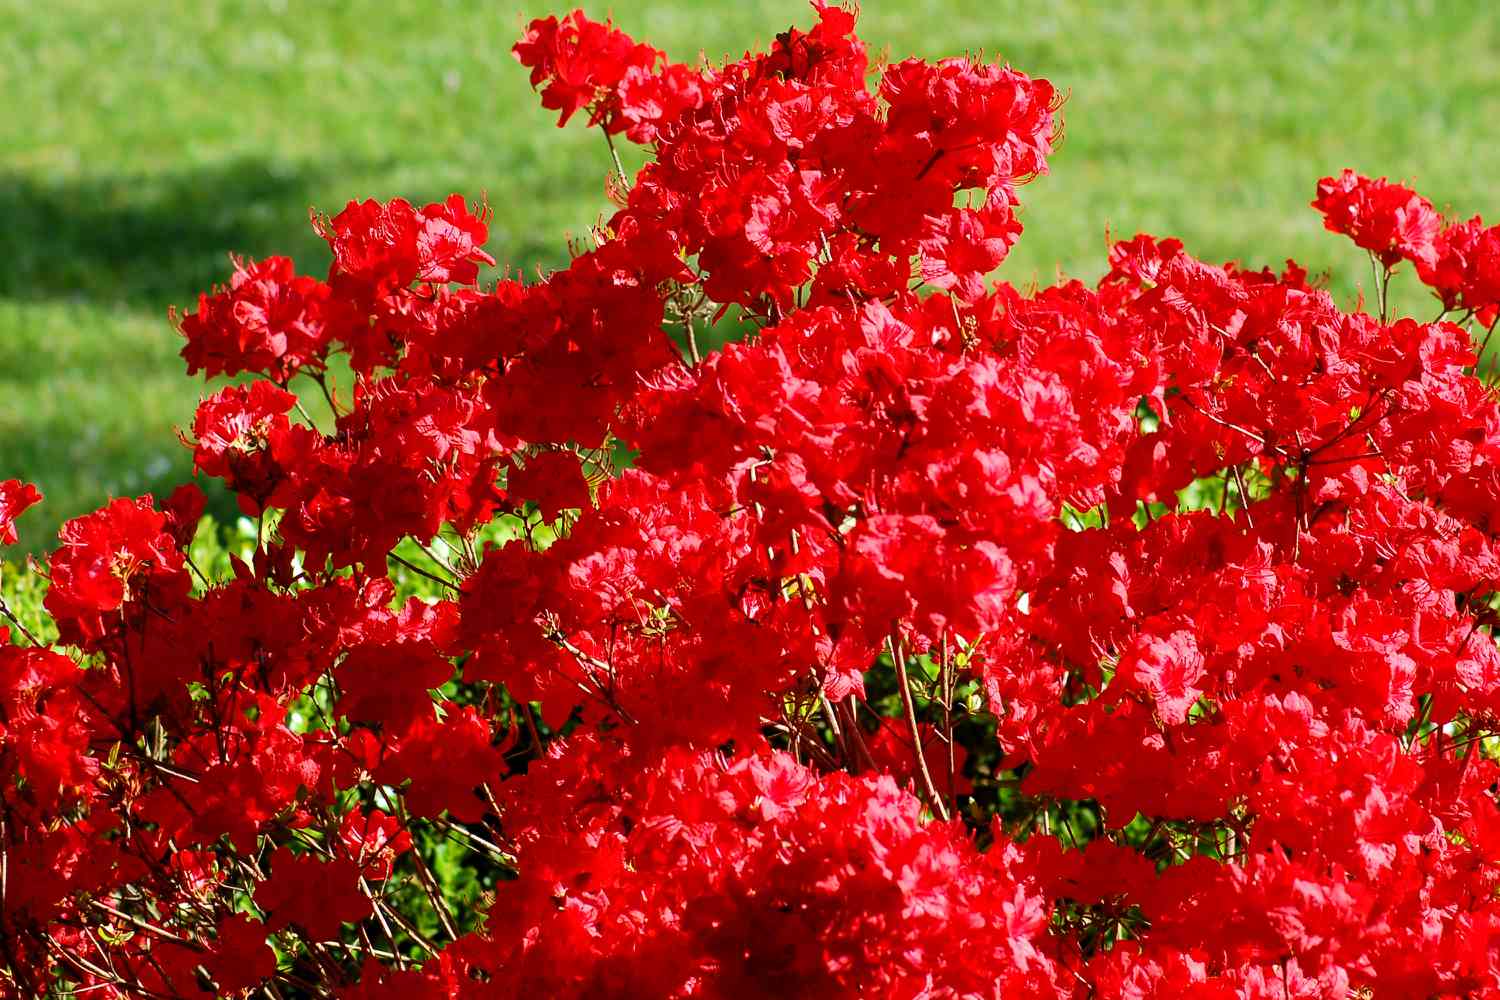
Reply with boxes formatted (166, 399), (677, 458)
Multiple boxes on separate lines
(0, 478), (42, 545)
(866, 717), (973, 796)
(337, 955), (470, 1000)
(255, 849), (373, 940)
(335, 639), (454, 730)
(1312, 169), (1440, 268)
(161, 482), (207, 551)
(506, 449), (592, 520)
(200, 915), (277, 993)
(374, 706), (503, 823)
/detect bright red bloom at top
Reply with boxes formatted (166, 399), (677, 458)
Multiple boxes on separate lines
(316, 194), (496, 293)
(513, 11), (664, 130)
(413, 194), (498, 285)
(1312, 168), (1440, 267)
(175, 254), (336, 381)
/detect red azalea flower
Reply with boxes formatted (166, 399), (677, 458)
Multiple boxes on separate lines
(1313, 168), (1440, 268)
(0, 478), (42, 545)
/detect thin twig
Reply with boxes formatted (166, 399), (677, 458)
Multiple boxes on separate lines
(88, 898), (197, 948)
(887, 633), (950, 821)
(393, 800), (461, 940)
(602, 128), (630, 191)
(389, 552), (459, 592)
(0, 596), (41, 647)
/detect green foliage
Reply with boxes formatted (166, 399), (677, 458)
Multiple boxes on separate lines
(0, 554), (54, 644)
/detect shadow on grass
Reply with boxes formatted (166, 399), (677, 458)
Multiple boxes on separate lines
(0, 397), (245, 555)
(0, 156), (346, 550)
(0, 156), (575, 309)
(0, 154), (722, 552)
(0, 157), (339, 309)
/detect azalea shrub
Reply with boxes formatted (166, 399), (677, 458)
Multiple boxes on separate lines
(9, 4), (1500, 997)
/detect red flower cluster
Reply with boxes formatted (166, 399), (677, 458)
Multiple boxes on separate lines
(0, 478), (41, 545)
(8, 6), (1500, 997)
(514, 9), (702, 143)
(1312, 167), (1440, 268)
(174, 254), (339, 381)
(1421, 215), (1500, 326)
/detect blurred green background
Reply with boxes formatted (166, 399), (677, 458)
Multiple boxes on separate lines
(2, 0), (1498, 551)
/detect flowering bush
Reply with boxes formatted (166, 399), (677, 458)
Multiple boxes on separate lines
(8, 4), (1500, 996)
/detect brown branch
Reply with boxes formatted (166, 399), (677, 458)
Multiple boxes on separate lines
(887, 633), (949, 821)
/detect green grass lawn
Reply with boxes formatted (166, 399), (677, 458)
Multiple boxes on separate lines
(3, 0), (1498, 551)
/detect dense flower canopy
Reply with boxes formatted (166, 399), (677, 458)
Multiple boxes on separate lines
(7, 4), (1500, 997)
